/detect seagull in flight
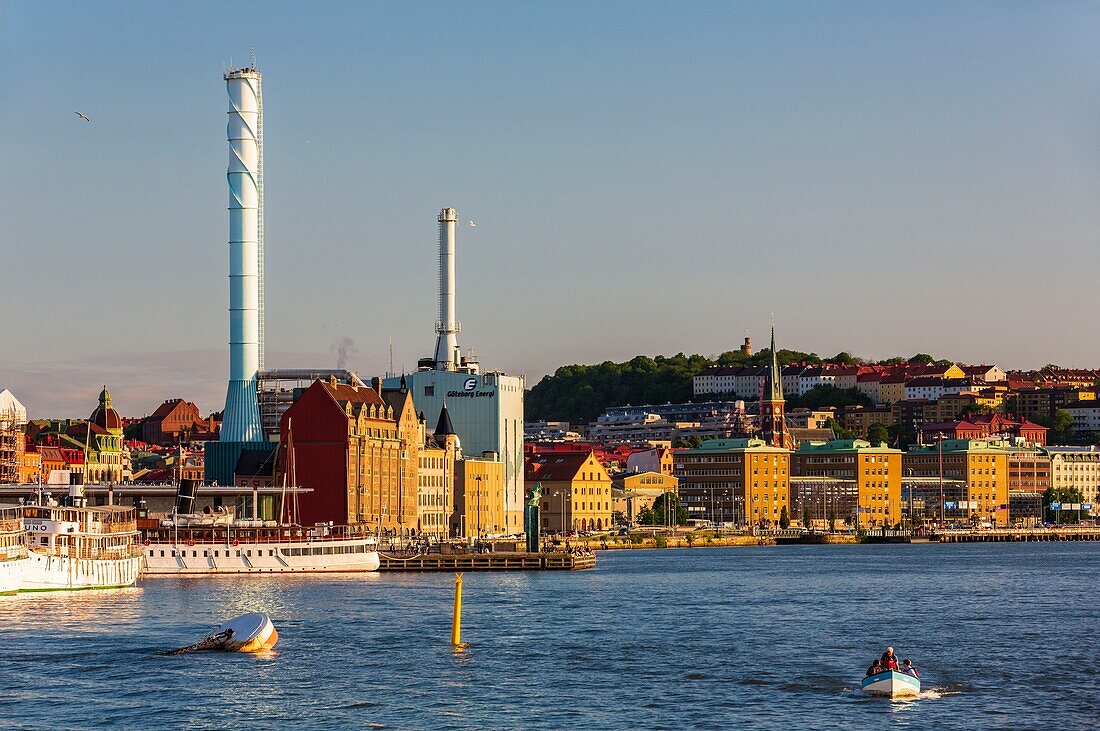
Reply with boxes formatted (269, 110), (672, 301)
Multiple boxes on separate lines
(74, 111), (91, 123)
(468, 220), (477, 227)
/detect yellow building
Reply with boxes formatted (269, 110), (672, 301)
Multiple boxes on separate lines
(624, 446), (675, 476)
(611, 471), (679, 524)
(934, 391), (1004, 421)
(528, 451), (613, 533)
(793, 439), (902, 529)
(838, 406), (892, 439)
(20, 447), (41, 484)
(417, 443), (453, 539)
(454, 456), (506, 539)
(674, 438), (790, 528)
(902, 440), (1010, 526)
(381, 384), (422, 531)
(70, 387), (128, 483)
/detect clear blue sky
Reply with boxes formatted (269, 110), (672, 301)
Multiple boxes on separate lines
(3, 1), (1100, 417)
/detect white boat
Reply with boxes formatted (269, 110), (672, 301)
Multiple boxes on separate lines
(141, 515), (380, 575)
(861, 670), (921, 697)
(0, 505), (29, 595)
(20, 488), (141, 592)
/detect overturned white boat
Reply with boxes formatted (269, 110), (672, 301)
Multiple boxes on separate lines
(162, 612), (278, 654)
(861, 670), (921, 698)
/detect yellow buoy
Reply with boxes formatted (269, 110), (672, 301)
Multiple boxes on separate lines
(452, 572), (467, 650)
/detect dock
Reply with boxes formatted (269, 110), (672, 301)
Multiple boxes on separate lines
(935, 527), (1100, 543)
(378, 551), (596, 572)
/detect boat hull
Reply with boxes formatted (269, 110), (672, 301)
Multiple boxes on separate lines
(141, 537), (381, 575)
(20, 551), (141, 592)
(861, 670), (921, 697)
(0, 556), (29, 595)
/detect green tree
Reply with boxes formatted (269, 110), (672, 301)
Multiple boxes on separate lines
(1042, 486), (1085, 524)
(831, 352), (857, 365)
(779, 506), (790, 529)
(908, 353), (936, 365)
(866, 422), (890, 445)
(787, 386), (873, 411)
(824, 418), (855, 440)
(649, 493), (688, 526)
(611, 510), (627, 527)
(888, 423), (915, 450)
(956, 403), (994, 420)
(1034, 409), (1076, 445)
(675, 436), (703, 449)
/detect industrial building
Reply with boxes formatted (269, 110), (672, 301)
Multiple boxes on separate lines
(384, 208), (525, 536)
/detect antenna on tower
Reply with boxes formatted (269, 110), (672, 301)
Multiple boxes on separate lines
(251, 45), (256, 70)
(389, 336), (394, 377)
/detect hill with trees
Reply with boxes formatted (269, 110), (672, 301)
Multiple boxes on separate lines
(526, 350), (955, 423)
(526, 348), (823, 423)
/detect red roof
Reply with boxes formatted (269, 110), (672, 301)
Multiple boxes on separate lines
(524, 451), (600, 482)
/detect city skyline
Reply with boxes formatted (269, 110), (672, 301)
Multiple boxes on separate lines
(5, 2), (1100, 416)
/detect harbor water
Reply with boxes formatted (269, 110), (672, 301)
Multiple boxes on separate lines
(1, 543), (1098, 730)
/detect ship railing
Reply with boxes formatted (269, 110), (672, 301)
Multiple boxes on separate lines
(84, 521), (140, 535)
(0, 545), (28, 561)
(36, 542), (141, 561)
(141, 526), (382, 546)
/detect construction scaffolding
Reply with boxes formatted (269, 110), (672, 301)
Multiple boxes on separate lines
(0, 409), (25, 484)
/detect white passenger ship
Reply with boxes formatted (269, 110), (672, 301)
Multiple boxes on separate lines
(20, 488), (142, 591)
(0, 505), (29, 595)
(141, 509), (380, 575)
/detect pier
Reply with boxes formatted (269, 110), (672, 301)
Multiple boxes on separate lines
(935, 527), (1100, 543)
(378, 551), (596, 572)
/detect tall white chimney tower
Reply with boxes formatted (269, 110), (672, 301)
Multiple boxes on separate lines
(434, 207), (460, 371)
(221, 65), (265, 442)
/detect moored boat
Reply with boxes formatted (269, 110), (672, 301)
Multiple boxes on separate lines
(20, 488), (142, 592)
(861, 670), (921, 697)
(0, 505), (29, 595)
(141, 513), (380, 575)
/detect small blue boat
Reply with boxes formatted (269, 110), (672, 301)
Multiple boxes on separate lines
(861, 670), (920, 697)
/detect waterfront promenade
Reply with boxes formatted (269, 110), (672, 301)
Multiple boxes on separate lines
(378, 550), (595, 571)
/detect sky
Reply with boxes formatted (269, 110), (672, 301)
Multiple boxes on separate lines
(3, 1), (1100, 418)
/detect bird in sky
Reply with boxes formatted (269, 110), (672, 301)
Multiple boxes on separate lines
(468, 220), (477, 227)
(74, 111), (90, 122)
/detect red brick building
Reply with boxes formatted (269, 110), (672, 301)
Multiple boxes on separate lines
(142, 399), (218, 446)
(277, 377), (418, 533)
(920, 413), (1048, 446)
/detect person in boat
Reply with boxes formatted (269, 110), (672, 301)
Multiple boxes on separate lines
(902, 659), (919, 678)
(881, 647), (899, 670)
(865, 659), (883, 677)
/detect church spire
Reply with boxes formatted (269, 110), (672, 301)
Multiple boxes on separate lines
(759, 317), (793, 450)
(764, 317), (783, 402)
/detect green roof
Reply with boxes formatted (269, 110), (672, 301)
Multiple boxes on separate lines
(797, 439), (900, 454)
(681, 438), (788, 454)
(906, 439), (1013, 454)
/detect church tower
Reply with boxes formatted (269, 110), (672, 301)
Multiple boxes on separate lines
(759, 323), (794, 450)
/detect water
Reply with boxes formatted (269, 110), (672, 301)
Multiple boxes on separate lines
(2, 543), (1098, 730)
